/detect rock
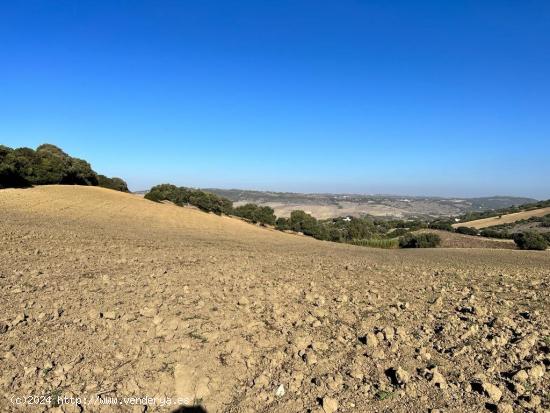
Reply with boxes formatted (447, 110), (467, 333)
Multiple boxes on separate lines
(304, 352), (318, 366)
(496, 403), (514, 413)
(513, 370), (528, 382)
(254, 374), (269, 388)
(322, 397), (338, 413)
(431, 370), (447, 389)
(389, 367), (410, 387)
(102, 311), (117, 320)
(516, 334), (537, 351)
(383, 326), (395, 341)
(139, 307), (157, 318)
(275, 384), (285, 397)
(528, 364), (544, 381)
(12, 313), (27, 326)
(364, 332), (378, 348)
(238, 296), (250, 306)
(481, 382), (502, 402)
(0, 322), (8, 333)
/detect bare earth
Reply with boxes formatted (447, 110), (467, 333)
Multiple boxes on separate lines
(453, 207), (550, 229)
(414, 230), (516, 249)
(1, 186), (549, 413)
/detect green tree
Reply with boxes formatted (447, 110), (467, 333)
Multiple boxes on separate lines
(399, 233), (441, 248)
(513, 232), (547, 250)
(455, 226), (478, 236)
(275, 217), (290, 231)
(97, 175), (129, 192)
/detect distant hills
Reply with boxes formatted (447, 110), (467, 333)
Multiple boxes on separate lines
(203, 188), (536, 219)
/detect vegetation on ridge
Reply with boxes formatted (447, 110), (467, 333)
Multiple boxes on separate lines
(0, 144), (128, 192)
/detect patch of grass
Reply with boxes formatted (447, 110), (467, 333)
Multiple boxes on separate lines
(350, 238), (399, 249)
(375, 390), (394, 401)
(188, 331), (208, 343)
(49, 388), (62, 407)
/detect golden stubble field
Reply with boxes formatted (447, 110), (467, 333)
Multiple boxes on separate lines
(453, 207), (550, 229)
(1, 186), (549, 412)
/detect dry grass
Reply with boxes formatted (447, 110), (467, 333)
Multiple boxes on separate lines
(453, 206), (550, 229)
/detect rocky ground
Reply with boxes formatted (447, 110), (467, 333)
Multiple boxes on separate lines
(0, 186), (549, 412)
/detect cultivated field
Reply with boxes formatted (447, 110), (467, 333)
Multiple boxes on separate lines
(414, 229), (516, 249)
(453, 207), (550, 229)
(1, 186), (548, 412)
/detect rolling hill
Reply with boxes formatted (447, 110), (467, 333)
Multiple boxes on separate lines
(205, 188), (536, 219)
(453, 207), (550, 229)
(0, 186), (548, 412)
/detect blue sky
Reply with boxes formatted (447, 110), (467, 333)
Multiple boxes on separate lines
(1, 1), (549, 198)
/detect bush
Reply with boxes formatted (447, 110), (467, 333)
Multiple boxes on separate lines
(98, 175), (129, 192)
(513, 232), (547, 250)
(145, 184), (233, 215)
(455, 226), (478, 236)
(428, 221), (454, 232)
(234, 203), (276, 225)
(387, 228), (409, 238)
(289, 210), (319, 236)
(275, 217), (290, 231)
(479, 228), (511, 239)
(399, 233), (441, 248)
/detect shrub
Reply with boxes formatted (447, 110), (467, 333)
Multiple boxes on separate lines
(513, 232), (547, 250)
(479, 228), (511, 239)
(350, 238), (398, 249)
(0, 163), (29, 188)
(455, 226), (478, 236)
(97, 175), (129, 192)
(234, 203), (276, 225)
(387, 228), (409, 238)
(275, 217), (290, 231)
(399, 233), (441, 248)
(289, 210), (319, 236)
(327, 227), (343, 242)
(145, 184), (233, 215)
(428, 221), (454, 232)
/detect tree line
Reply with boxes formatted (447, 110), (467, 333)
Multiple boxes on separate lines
(0, 144), (128, 192)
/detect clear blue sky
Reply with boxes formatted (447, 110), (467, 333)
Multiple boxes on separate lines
(1, 1), (549, 198)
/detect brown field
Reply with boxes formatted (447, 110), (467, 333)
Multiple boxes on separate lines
(1, 186), (549, 412)
(414, 229), (516, 249)
(453, 207), (550, 229)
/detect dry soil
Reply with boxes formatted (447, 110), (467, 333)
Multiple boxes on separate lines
(1, 186), (549, 413)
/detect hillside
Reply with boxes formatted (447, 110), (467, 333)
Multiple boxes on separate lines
(453, 207), (550, 229)
(414, 229), (516, 249)
(1, 186), (549, 412)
